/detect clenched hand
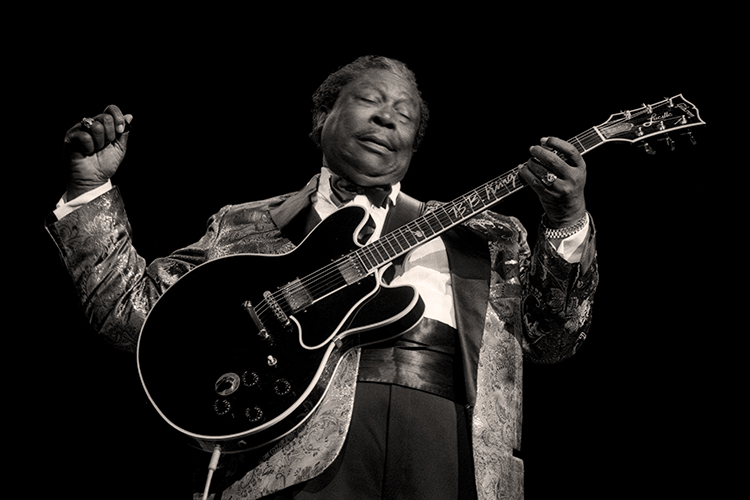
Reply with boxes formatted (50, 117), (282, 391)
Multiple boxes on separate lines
(63, 104), (132, 200)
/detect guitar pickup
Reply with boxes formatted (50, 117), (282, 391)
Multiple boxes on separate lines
(280, 279), (313, 313)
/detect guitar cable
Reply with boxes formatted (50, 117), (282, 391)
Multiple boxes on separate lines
(201, 445), (222, 500)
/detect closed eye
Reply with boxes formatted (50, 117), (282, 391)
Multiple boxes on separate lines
(397, 110), (413, 121)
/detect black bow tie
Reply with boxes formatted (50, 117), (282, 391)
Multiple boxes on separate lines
(330, 174), (393, 209)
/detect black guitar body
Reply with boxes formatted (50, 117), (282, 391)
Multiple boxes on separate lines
(133, 94), (706, 461)
(137, 206), (424, 453)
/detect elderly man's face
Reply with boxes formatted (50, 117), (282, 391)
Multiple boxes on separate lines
(319, 69), (420, 187)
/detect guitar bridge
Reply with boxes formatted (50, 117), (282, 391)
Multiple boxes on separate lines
(264, 291), (291, 328)
(242, 301), (269, 338)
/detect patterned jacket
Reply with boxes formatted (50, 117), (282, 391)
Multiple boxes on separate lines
(46, 176), (598, 499)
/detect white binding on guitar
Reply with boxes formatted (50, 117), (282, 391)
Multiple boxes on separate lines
(136, 96), (705, 497)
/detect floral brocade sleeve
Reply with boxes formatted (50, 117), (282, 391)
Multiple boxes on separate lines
(46, 187), (225, 352)
(520, 221), (598, 364)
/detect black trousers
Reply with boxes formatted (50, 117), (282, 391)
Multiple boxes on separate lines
(262, 382), (477, 500)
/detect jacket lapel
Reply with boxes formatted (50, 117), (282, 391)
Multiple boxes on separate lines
(441, 226), (491, 407)
(270, 175), (426, 246)
(269, 174), (321, 245)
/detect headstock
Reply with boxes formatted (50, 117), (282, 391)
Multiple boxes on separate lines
(595, 94), (705, 154)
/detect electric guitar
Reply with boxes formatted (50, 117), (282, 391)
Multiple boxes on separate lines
(137, 94), (705, 453)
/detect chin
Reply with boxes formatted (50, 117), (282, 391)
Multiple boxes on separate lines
(355, 168), (407, 186)
(326, 150), (410, 186)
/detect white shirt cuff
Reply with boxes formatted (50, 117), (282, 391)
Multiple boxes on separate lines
(53, 181), (114, 220)
(548, 213), (591, 263)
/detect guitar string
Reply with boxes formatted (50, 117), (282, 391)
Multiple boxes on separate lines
(252, 127), (578, 321)
(251, 199), (486, 322)
(253, 174), (523, 322)
(253, 207), (456, 321)
(252, 126), (643, 324)
(289, 101), (692, 301)
(252, 102), (695, 323)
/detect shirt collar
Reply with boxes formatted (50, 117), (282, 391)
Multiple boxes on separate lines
(319, 166), (401, 209)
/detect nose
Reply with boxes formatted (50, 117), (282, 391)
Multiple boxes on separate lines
(371, 106), (397, 129)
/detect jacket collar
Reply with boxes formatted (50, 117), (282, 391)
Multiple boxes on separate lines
(269, 174), (321, 235)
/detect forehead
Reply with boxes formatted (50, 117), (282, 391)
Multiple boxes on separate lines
(343, 69), (419, 104)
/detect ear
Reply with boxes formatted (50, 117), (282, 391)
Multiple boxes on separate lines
(311, 106), (331, 147)
(314, 105), (331, 129)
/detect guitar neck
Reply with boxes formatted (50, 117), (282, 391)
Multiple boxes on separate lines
(353, 127), (601, 273)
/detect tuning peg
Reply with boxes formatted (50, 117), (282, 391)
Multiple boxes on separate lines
(639, 142), (656, 155)
(681, 129), (697, 146)
(658, 134), (676, 151)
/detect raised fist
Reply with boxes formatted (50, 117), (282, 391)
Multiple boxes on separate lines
(63, 104), (132, 200)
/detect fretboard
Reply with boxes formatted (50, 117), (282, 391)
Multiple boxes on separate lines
(353, 127), (601, 273)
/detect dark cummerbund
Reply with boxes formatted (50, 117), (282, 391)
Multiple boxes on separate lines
(357, 318), (462, 402)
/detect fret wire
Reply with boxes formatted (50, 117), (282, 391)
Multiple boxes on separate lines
(392, 228), (418, 255)
(289, 117), (624, 301)
(351, 127), (607, 275)
(359, 246), (378, 269)
(423, 209), (447, 232)
(482, 180), (497, 197)
(414, 217), (436, 237)
(370, 241), (387, 264)
(385, 231), (405, 254)
(364, 250), (379, 272)
(439, 211), (457, 228)
(398, 229), (413, 248)
(381, 236), (399, 258)
(379, 235), (398, 256)
(448, 200), (470, 222)
(571, 136), (585, 153)
(466, 189), (487, 210)
(400, 227), (419, 247)
(400, 224), (420, 246)
(353, 172), (521, 275)
(363, 242), (379, 266)
(436, 205), (456, 226)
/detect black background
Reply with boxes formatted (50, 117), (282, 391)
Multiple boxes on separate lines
(14, 9), (736, 499)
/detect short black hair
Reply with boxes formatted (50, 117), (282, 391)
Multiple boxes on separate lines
(310, 55), (429, 151)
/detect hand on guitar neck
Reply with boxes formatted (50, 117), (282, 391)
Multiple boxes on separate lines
(519, 136), (587, 229)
